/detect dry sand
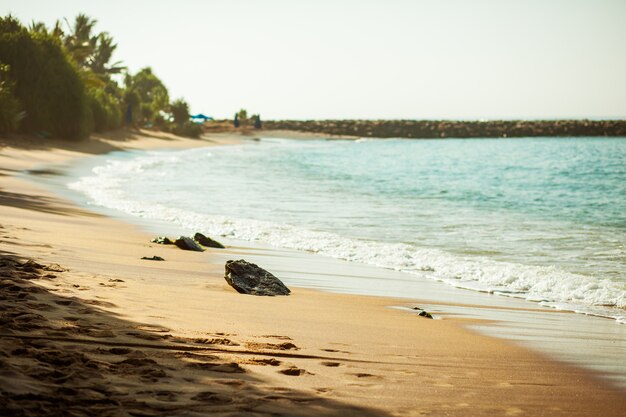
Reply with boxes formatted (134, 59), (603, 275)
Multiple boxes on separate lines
(1, 129), (624, 416)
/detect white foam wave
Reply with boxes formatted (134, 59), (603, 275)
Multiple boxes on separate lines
(68, 157), (626, 321)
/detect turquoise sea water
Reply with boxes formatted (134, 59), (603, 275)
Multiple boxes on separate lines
(69, 137), (626, 321)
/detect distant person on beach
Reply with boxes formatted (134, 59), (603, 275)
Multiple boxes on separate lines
(254, 115), (262, 129)
(233, 113), (240, 128)
(125, 103), (133, 125)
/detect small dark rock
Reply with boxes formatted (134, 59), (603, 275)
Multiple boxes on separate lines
(174, 236), (205, 252)
(224, 259), (290, 296)
(151, 236), (173, 245)
(418, 310), (433, 319)
(141, 256), (165, 261)
(279, 366), (307, 376)
(194, 232), (225, 249)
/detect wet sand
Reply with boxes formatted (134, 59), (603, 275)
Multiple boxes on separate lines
(1, 129), (625, 416)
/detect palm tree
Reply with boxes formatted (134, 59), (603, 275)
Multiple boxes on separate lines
(63, 13), (98, 68)
(50, 20), (65, 39)
(88, 33), (126, 76)
(61, 14), (126, 84)
(28, 21), (48, 34)
(28, 20), (64, 39)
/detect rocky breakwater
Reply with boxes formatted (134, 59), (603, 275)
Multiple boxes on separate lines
(263, 119), (626, 138)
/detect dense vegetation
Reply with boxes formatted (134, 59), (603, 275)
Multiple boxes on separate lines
(0, 14), (201, 139)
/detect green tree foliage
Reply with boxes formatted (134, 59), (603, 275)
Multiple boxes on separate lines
(29, 20), (64, 40)
(62, 14), (125, 80)
(174, 121), (203, 138)
(169, 98), (202, 138)
(1, 13), (194, 139)
(88, 87), (121, 132)
(28, 21), (48, 35)
(170, 98), (190, 125)
(237, 108), (248, 123)
(125, 67), (170, 124)
(89, 33), (125, 76)
(63, 13), (98, 69)
(0, 63), (23, 134)
(0, 16), (91, 139)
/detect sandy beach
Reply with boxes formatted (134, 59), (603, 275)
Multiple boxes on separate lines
(1, 129), (625, 417)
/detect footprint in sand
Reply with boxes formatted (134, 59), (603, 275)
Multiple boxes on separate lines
(247, 342), (299, 351)
(315, 387), (333, 395)
(321, 348), (350, 354)
(186, 362), (246, 373)
(78, 327), (115, 338)
(175, 352), (220, 361)
(154, 390), (178, 402)
(320, 361), (341, 367)
(269, 387), (294, 392)
(135, 325), (170, 333)
(257, 334), (293, 340)
(216, 379), (246, 388)
(114, 357), (168, 380)
(118, 357), (158, 367)
(83, 299), (116, 308)
(169, 337), (191, 344)
(109, 347), (132, 355)
(191, 391), (233, 405)
(348, 373), (383, 380)
(262, 394), (314, 404)
(279, 366), (311, 376)
(240, 358), (282, 366)
(125, 331), (163, 341)
(194, 337), (239, 346)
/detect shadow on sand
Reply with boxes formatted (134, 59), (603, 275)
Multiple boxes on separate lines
(0, 253), (390, 417)
(0, 128), (207, 155)
(0, 188), (101, 218)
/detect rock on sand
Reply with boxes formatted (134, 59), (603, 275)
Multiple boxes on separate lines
(224, 259), (290, 296)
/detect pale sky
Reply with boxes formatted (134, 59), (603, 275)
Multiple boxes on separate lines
(2, 0), (626, 120)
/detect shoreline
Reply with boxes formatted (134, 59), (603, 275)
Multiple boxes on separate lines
(1, 129), (625, 416)
(55, 135), (626, 322)
(45, 134), (625, 319)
